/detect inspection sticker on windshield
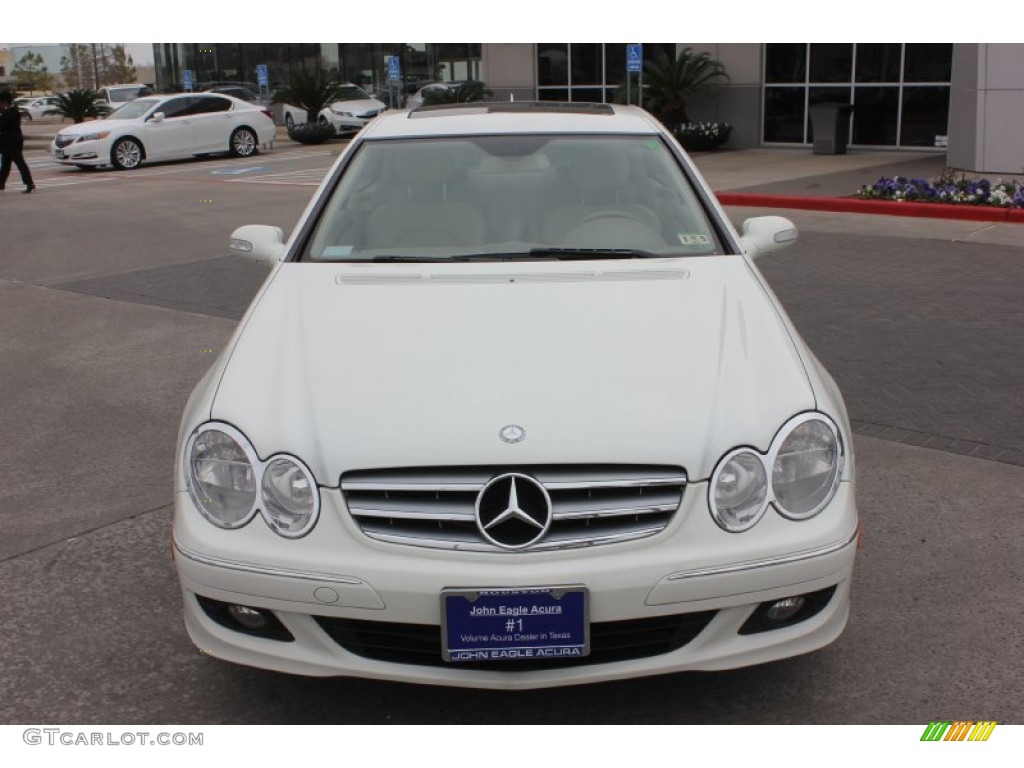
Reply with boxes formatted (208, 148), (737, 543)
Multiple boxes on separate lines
(678, 233), (711, 246)
(441, 587), (589, 663)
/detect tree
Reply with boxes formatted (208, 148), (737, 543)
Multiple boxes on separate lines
(59, 44), (138, 89)
(272, 72), (346, 124)
(105, 45), (137, 85)
(13, 52), (54, 93)
(60, 44), (92, 88)
(621, 47), (729, 126)
(45, 88), (111, 123)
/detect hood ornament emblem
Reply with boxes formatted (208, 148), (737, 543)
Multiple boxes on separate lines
(499, 424), (526, 444)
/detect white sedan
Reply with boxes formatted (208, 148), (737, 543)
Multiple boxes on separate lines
(51, 93), (276, 170)
(174, 102), (857, 689)
(281, 83), (386, 134)
(15, 95), (61, 120)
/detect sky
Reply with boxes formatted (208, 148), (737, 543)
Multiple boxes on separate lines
(2, 3), (1012, 47)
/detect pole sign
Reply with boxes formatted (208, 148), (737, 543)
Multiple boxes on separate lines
(255, 64), (268, 87)
(387, 55), (401, 83)
(182, 69), (194, 92)
(626, 44), (643, 73)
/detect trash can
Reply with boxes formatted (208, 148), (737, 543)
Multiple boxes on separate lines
(809, 103), (854, 155)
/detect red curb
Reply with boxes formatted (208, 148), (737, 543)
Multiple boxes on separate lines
(717, 192), (1024, 224)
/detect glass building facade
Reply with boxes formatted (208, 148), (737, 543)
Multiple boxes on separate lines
(152, 42), (954, 151)
(153, 43), (481, 99)
(536, 43), (676, 103)
(763, 43), (953, 148)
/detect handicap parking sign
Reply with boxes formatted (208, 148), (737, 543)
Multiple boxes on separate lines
(182, 69), (194, 91)
(387, 55), (401, 82)
(256, 64), (268, 87)
(626, 44), (643, 73)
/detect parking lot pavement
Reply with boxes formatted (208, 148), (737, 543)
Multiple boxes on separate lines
(1, 143), (1022, 723)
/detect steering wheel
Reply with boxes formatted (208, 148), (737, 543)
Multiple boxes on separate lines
(572, 210), (651, 227)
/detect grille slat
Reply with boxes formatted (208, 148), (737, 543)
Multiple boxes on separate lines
(341, 464), (686, 552)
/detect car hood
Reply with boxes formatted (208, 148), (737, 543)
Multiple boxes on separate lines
(211, 258), (815, 485)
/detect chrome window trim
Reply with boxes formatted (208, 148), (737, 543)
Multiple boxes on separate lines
(666, 528), (858, 581)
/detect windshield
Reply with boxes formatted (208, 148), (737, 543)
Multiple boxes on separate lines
(301, 134), (724, 262)
(336, 86), (371, 101)
(108, 98), (159, 119)
(108, 86), (148, 102)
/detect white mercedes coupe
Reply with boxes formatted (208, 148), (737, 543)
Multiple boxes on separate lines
(173, 101), (858, 689)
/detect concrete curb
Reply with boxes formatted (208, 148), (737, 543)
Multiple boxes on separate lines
(717, 192), (1024, 224)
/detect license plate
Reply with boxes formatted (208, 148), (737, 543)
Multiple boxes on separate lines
(54, 150), (66, 159)
(441, 586), (589, 663)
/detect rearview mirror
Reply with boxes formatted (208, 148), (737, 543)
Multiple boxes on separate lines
(738, 216), (799, 260)
(150, 112), (165, 122)
(229, 225), (288, 264)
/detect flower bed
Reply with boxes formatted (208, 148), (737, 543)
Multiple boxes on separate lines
(673, 122), (732, 151)
(856, 174), (1024, 209)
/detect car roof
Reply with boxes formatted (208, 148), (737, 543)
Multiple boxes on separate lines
(360, 102), (662, 139)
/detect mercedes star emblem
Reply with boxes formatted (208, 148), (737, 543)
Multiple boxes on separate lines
(499, 424), (526, 444)
(475, 473), (552, 550)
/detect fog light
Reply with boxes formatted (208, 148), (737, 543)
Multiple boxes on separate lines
(738, 586), (837, 635)
(195, 595), (294, 642)
(764, 596), (805, 623)
(228, 604), (268, 631)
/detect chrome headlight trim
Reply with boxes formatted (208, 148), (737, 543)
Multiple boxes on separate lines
(708, 447), (771, 533)
(184, 422), (321, 538)
(185, 422), (261, 530)
(708, 412), (845, 532)
(768, 412), (844, 521)
(259, 453), (321, 539)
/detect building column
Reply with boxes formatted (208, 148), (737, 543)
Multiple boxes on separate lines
(948, 44), (1024, 174)
(481, 44), (535, 103)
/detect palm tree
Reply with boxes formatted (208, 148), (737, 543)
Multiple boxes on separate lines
(272, 72), (346, 125)
(421, 81), (493, 106)
(628, 48), (729, 126)
(44, 88), (111, 123)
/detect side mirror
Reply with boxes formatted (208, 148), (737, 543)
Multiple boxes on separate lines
(229, 225), (288, 263)
(150, 112), (165, 122)
(738, 216), (798, 260)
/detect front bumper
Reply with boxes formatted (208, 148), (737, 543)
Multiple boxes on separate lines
(52, 138), (109, 166)
(173, 481), (857, 689)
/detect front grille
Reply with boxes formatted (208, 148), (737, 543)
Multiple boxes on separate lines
(315, 611), (716, 670)
(55, 136), (75, 148)
(358, 108), (381, 119)
(341, 464), (687, 552)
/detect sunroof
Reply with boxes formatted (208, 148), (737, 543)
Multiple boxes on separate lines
(409, 102), (616, 118)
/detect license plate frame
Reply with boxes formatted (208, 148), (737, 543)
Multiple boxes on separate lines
(441, 586), (589, 663)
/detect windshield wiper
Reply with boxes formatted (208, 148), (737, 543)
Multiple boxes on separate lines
(527, 248), (662, 260)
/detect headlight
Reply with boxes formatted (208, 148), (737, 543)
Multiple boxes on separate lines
(709, 413), (843, 532)
(186, 424), (259, 529)
(710, 449), (769, 532)
(330, 107), (353, 116)
(771, 414), (842, 519)
(185, 423), (320, 537)
(260, 456), (319, 538)
(77, 131), (110, 142)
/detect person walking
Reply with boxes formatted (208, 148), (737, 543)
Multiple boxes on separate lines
(0, 91), (36, 194)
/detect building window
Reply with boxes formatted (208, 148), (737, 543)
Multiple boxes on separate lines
(763, 43), (952, 149)
(536, 43), (675, 103)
